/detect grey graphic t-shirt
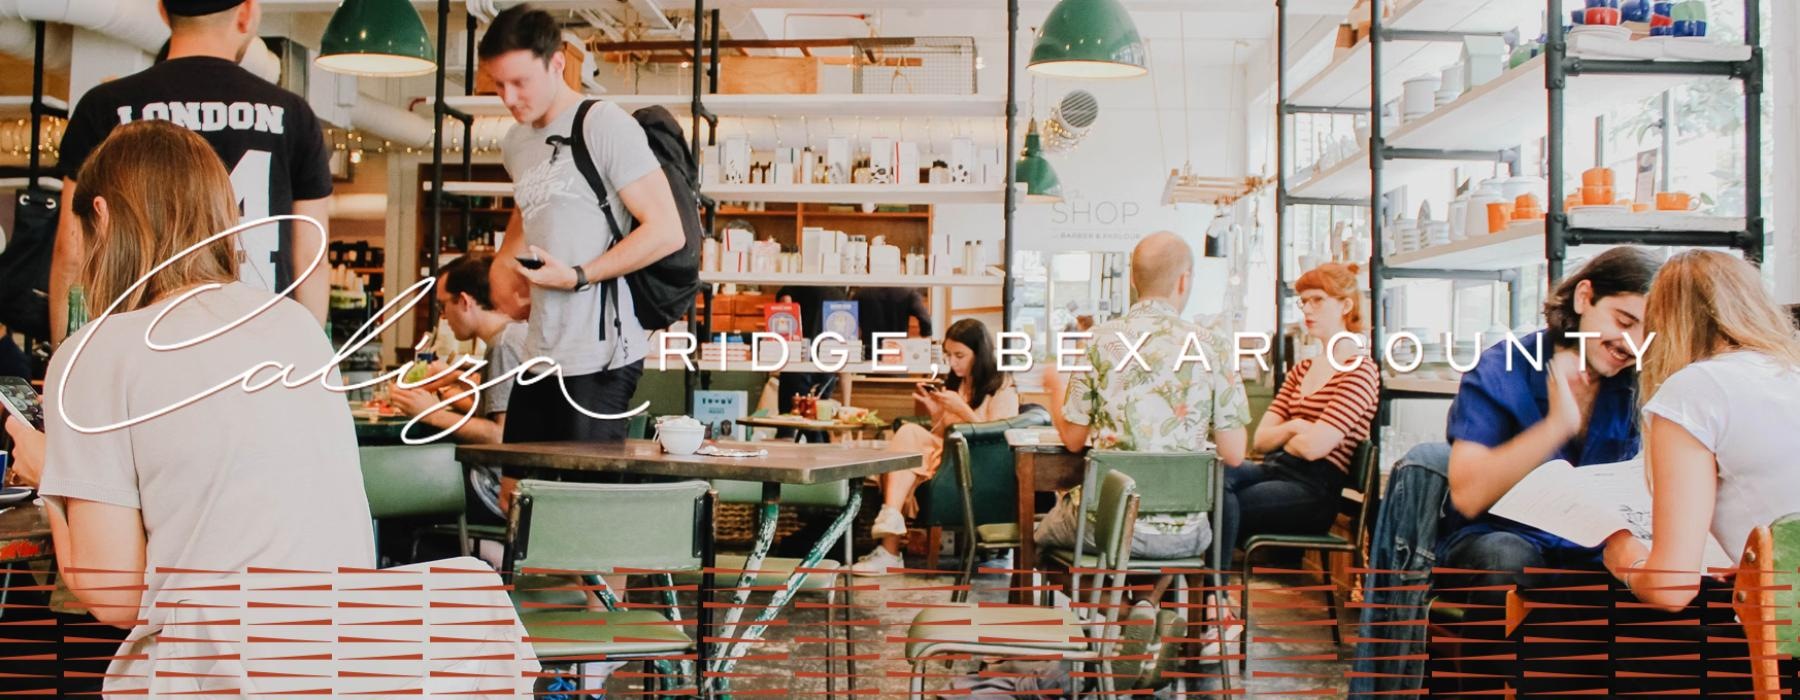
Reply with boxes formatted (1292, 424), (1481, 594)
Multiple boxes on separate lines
(501, 100), (659, 375)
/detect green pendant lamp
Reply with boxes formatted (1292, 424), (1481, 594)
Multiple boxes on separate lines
(1029, 0), (1148, 79)
(316, 0), (437, 77)
(1016, 119), (1063, 203)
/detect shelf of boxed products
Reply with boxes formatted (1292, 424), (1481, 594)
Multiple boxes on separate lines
(699, 271), (1005, 288)
(422, 181), (1008, 205)
(1289, 0), (1532, 109)
(431, 94), (1006, 120)
(1383, 212), (1745, 271)
(1289, 49), (1750, 200)
(703, 183), (1007, 204)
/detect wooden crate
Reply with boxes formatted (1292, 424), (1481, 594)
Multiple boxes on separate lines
(719, 56), (819, 94)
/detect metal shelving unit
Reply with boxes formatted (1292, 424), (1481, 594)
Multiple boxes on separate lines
(1276, 0), (1766, 466)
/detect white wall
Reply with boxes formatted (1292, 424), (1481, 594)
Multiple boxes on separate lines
(1774, 0), (1798, 304)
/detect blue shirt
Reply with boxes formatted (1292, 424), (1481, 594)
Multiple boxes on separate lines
(1439, 329), (1641, 554)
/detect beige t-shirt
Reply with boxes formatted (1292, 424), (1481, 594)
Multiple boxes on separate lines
(40, 282), (375, 629)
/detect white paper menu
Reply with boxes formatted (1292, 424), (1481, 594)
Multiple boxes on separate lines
(1489, 458), (1733, 570)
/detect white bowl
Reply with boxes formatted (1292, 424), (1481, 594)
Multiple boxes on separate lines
(657, 426), (706, 455)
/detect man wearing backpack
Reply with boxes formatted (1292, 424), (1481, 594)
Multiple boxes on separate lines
(479, 5), (689, 442)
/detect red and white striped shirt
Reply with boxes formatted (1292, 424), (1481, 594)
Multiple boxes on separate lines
(1266, 357), (1380, 471)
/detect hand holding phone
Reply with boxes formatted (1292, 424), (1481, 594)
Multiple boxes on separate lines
(0, 377), (43, 431)
(515, 255), (546, 270)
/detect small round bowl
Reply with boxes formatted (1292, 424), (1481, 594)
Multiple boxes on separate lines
(657, 426), (706, 455)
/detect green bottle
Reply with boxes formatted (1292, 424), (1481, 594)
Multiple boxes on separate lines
(66, 285), (87, 337)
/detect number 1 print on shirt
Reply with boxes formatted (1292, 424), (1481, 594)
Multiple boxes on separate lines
(229, 149), (277, 291)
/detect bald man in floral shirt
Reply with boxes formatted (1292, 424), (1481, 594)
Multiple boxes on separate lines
(1040, 231), (1251, 559)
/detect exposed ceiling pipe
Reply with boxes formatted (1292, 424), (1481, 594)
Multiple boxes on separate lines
(0, 19), (67, 71)
(0, 0), (167, 54)
(0, 0), (436, 150)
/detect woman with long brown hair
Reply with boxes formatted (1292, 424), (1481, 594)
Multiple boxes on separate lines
(1605, 249), (1800, 605)
(1599, 250), (1800, 693)
(2, 121), (373, 693)
(852, 318), (1019, 574)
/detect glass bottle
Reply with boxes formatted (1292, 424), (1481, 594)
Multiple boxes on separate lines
(66, 285), (87, 337)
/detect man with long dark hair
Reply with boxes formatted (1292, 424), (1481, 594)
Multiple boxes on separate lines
(1431, 246), (1661, 693)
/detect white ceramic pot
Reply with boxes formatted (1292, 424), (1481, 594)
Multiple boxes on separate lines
(1402, 75), (1442, 117)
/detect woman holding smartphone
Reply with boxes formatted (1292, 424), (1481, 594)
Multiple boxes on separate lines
(853, 318), (1019, 574)
(2, 121), (373, 694)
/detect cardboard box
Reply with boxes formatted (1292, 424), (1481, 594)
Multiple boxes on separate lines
(719, 56), (820, 94)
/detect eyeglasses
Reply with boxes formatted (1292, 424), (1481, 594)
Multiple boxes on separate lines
(1297, 294), (1334, 310)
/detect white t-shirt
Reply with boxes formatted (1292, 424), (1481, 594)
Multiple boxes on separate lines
(1641, 350), (1800, 553)
(500, 100), (659, 375)
(40, 282), (375, 632)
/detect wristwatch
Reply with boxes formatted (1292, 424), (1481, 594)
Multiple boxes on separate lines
(572, 265), (591, 292)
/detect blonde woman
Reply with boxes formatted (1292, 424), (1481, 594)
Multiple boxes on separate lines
(2, 121), (373, 692)
(1600, 250), (1800, 693)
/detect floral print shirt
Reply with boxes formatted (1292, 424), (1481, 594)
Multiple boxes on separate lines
(1063, 299), (1251, 534)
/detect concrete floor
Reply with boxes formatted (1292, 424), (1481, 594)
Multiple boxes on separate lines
(593, 566), (1353, 698)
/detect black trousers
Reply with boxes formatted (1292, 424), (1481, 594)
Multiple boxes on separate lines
(502, 360), (645, 443)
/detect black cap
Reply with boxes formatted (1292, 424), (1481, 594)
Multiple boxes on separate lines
(163, 0), (247, 17)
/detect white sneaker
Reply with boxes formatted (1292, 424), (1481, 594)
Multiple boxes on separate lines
(870, 505), (907, 537)
(850, 547), (905, 576)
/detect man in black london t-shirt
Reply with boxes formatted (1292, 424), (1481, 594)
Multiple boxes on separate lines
(50, 0), (333, 342)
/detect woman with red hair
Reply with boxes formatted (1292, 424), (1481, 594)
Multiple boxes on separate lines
(1218, 262), (1379, 562)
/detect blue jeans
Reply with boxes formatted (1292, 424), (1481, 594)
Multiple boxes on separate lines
(1218, 452), (1347, 569)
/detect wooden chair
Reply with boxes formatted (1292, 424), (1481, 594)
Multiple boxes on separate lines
(1734, 513), (1800, 699)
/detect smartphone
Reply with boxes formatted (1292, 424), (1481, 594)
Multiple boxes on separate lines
(917, 379), (946, 393)
(515, 256), (545, 270)
(0, 376), (44, 431)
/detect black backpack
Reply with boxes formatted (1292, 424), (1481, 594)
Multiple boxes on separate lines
(567, 99), (703, 336)
(0, 188), (59, 340)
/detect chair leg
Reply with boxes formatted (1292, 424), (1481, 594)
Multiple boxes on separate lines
(841, 526), (858, 696)
(1240, 547), (1255, 678)
(908, 661), (926, 700)
(1323, 562), (1342, 645)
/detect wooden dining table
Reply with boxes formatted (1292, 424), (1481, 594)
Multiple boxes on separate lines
(1010, 439), (1086, 603)
(455, 439), (920, 692)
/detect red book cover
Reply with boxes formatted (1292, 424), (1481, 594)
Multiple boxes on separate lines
(764, 302), (803, 341)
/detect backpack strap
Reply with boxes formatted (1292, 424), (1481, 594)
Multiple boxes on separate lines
(565, 98), (626, 345)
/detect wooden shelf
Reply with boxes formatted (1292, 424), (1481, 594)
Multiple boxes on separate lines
(431, 93), (1005, 120)
(426, 180), (997, 204)
(700, 271), (1003, 287)
(1289, 0), (1535, 109)
(705, 183), (1005, 204)
(1385, 222), (1546, 271)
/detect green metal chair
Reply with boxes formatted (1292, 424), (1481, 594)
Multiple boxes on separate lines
(677, 479), (854, 694)
(1239, 441), (1379, 673)
(1048, 450), (1231, 695)
(903, 469), (1141, 699)
(432, 413), (655, 555)
(916, 408), (1051, 572)
(359, 444), (470, 562)
(506, 479), (716, 696)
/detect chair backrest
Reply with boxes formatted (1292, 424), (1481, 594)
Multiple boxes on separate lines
(925, 411), (1051, 528)
(510, 479), (713, 574)
(1092, 469), (1140, 572)
(359, 444), (464, 520)
(1082, 450), (1218, 515)
(711, 479), (849, 508)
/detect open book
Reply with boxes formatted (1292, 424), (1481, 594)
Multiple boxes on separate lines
(1489, 458), (1734, 570)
